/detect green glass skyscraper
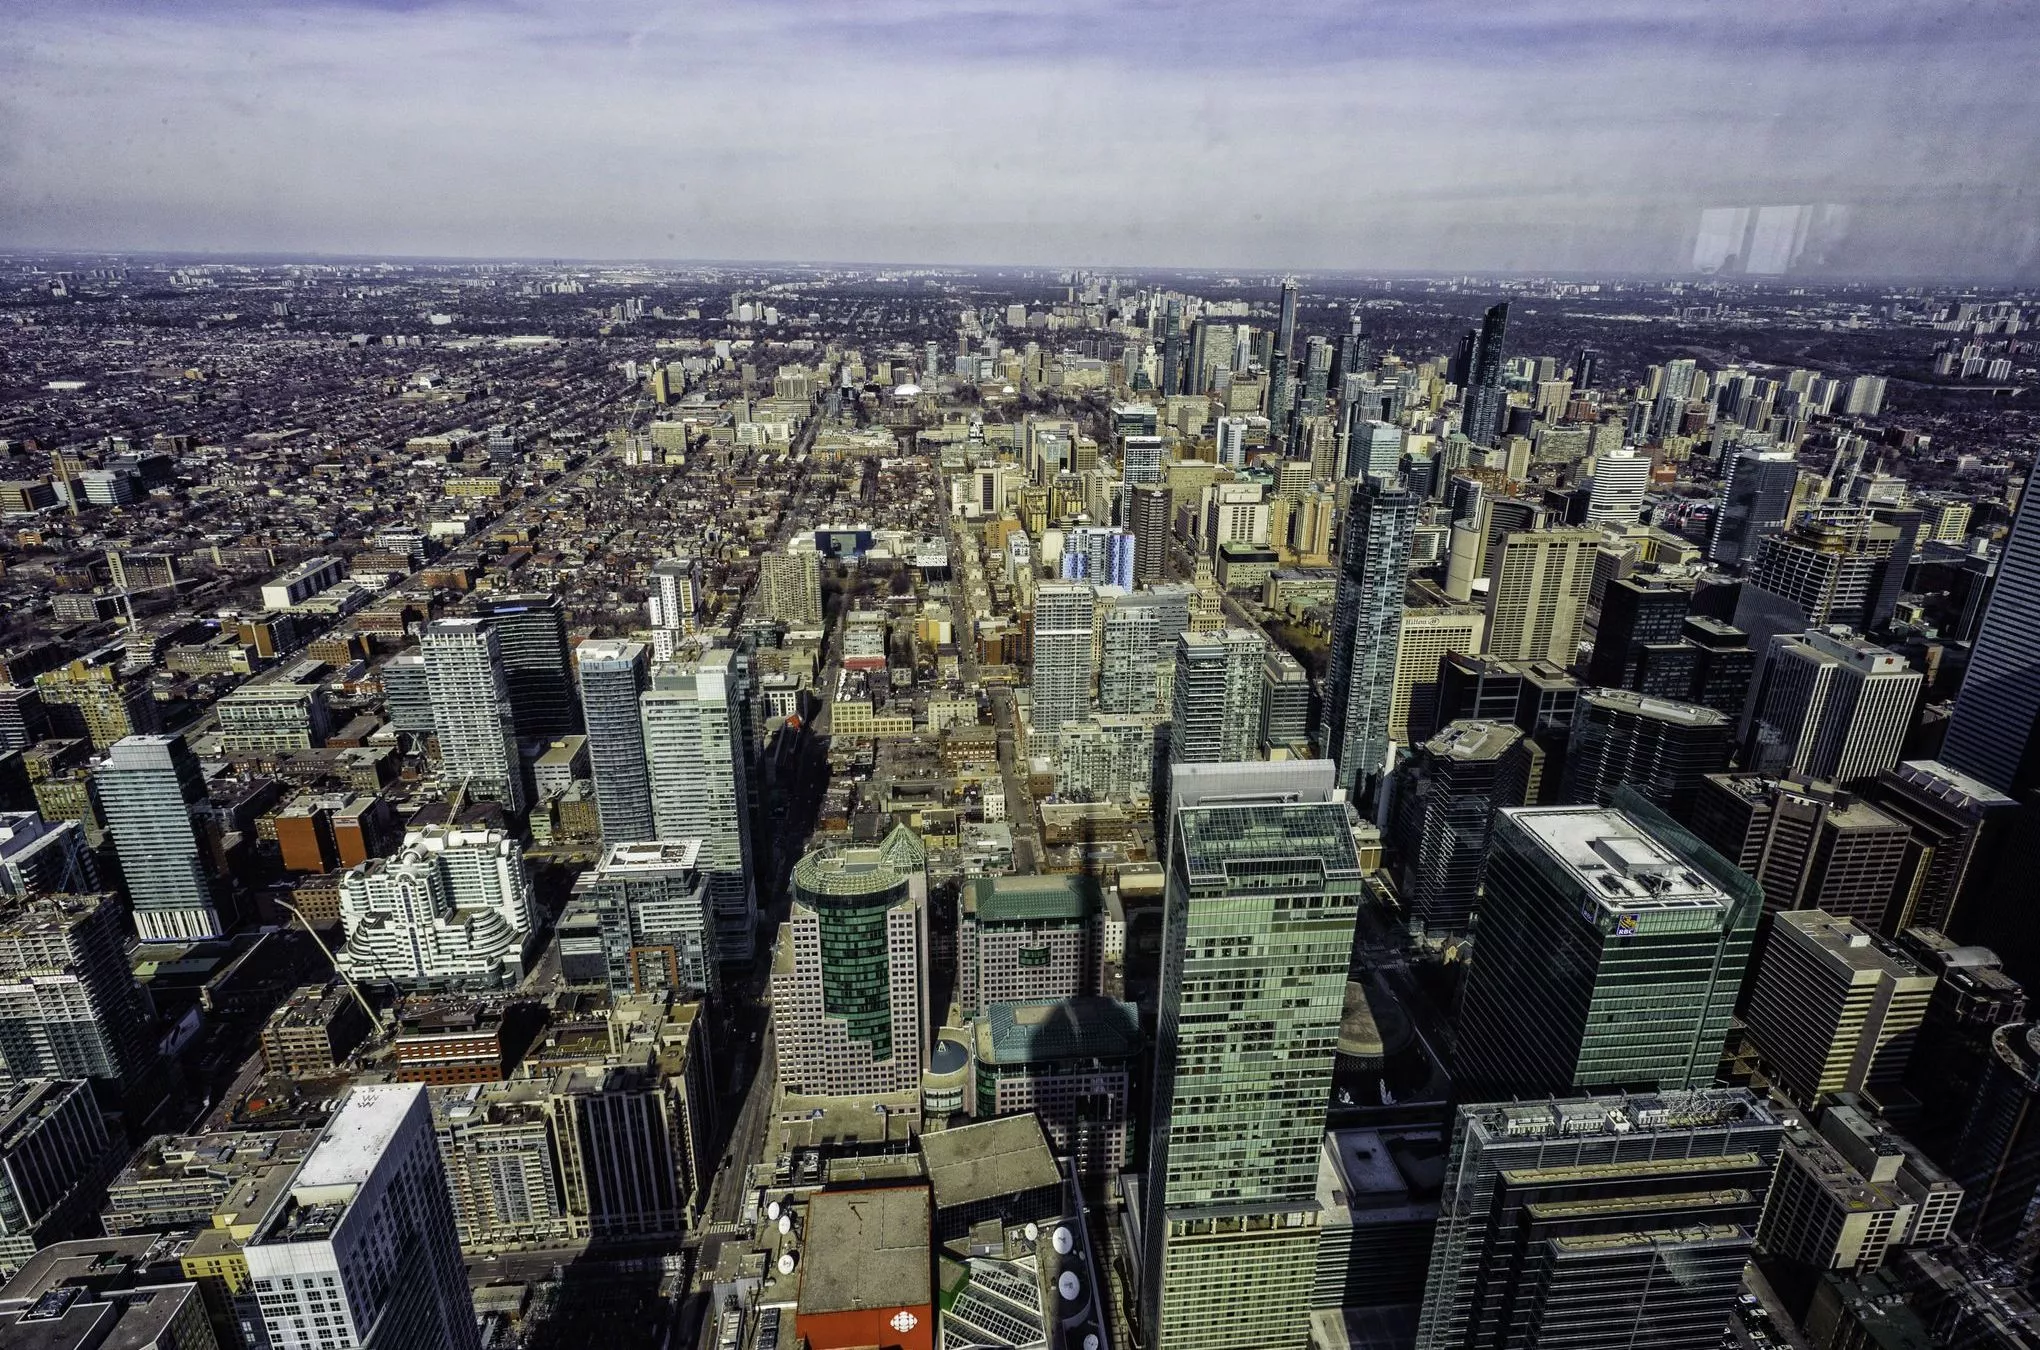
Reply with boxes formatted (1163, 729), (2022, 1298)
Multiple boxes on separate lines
(1140, 761), (1364, 1350)
(1455, 790), (1760, 1101)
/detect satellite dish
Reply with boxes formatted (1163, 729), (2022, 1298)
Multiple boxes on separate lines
(1085, 1338), (1100, 1350)
(1051, 1226), (1074, 1255)
(777, 1252), (796, 1275)
(1058, 1271), (1082, 1302)
(1023, 1222), (1039, 1242)
(777, 1214), (792, 1234)
(766, 1201), (781, 1221)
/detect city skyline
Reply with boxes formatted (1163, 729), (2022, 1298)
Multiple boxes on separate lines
(3, 0), (2037, 279)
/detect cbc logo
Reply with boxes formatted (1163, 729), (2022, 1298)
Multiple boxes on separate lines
(890, 1310), (919, 1333)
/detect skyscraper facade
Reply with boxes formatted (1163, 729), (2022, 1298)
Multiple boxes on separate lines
(1745, 628), (1921, 785)
(642, 652), (756, 964)
(470, 593), (576, 740)
(1393, 720), (1530, 934)
(1029, 582), (1097, 740)
(93, 734), (223, 941)
(574, 638), (654, 842)
(1320, 477), (1418, 800)
(1941, 457), (2040, 797)
(1142, 762), (1363, 1350)
(1169, 628), (1266, 765)
(1458, 302), (1510, 446)
(1560, 688), (1733, 816)
(1709, 447), (1800, 566)
(0, 891), (153, 1090)
(421, 619), (524, 811)
(757, 548), (824, 627)
(1483, 528), (1601, 667)
(1129, 483), (1172, 586)
(246, 1083), (480, 1350)
(1455, 798), (1761, 1100)
(1585, 446), (1650, 526)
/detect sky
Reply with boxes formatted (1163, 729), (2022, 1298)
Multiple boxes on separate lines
(2, 0), (2037, 278)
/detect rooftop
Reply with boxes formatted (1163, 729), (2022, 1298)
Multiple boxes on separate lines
(976, 997), (1142, 1066)
(1506, 806), (1728, 912)
(799, 1184), (932, 1315)
(918, 1114), (1063, 1212)
(967, 872), (1099, 924)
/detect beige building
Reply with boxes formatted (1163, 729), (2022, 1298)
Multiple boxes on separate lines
(1482, 528), (1600, 666)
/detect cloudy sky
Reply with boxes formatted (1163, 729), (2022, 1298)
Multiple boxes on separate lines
(2, 0), (2036, 277)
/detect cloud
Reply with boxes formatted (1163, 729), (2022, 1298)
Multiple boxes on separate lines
(1, 0), (2035, 276)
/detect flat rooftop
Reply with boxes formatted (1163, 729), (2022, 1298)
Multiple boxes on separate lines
(799, 1184), (932, 1314)
(294, 1083), (420, 1195)
(593, 839), (703, 873)
(919, 1115), (1062, 1212)
(1505, 806), (1727, 912)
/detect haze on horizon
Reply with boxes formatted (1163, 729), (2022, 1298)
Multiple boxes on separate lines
(3, 0), (2036, 281)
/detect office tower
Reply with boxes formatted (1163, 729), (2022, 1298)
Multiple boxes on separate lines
(1758, 1124), (1926, 1283)
(1734, 507), (1902, 654)
(1859, 759), (2018, 936)
(1898, 930), (2027, 1160)
(1941, 458), (2040, 798)
(93, 734), (224, 941)
(1457, 302), (1510, 447)
(1169, 628), (1266, 765)
(1585, 446), (1650, 525)
(337, 825), (534, 989)
(1561, 689), (1732, 816)
(0, 893), (152, 1090)
(574, 638), (654, 843)
(1120, 433), (1165, 489)
(974, 998), (1141, 1177)
(1129, 484), (1172, 586)
(0, 816), (93, 897)
(246, 1084), (480, 1350)
(1161, 299), (1186, 397)
(1344, 420), (1402, 482)
(1320, 477), (1418, 800)
(1142, 762), (1364, 1350)
(0, 688), (45, 756)
(1948, 1020), (2040, 1272)
(1866, 502), (1922, 631)
(1416, 1090), (1784, 1350)
(34, 660), (159, 750)
(1260, 647), (1311, 751)
(1275, 277), (1298, 359)
(1213, 415), (1247, 468)
(1455, 800), (1761, 1100)
(757, 547), (824, 627)
(1482, 528), (1601, 666)
(569, 840), (717, 999)
(958, 873), (1101, 1017)
(1392, 608), (1485, 744)
(1571, 346), (1600, 391)
(1029, 582), (1097, 740)
(1684, 774), (1911, 929)
(1393, 721), (1530, 934)
(646, 555), (700, 659)
(470, 593), (575, 739)
(1711, 448), (1801, 567)
(1742, 910), (1935, 1109)
(1652, 357), (1699, 439)
(1060, 525), (1137, 589)
(1640, 614), (1758, 717)
(378, 651), (435, 735)
(420, 619), (524, 811)
(641, 653), (755, 964)
(1745, 629), (1921, 785)
(0, 1078), (115, 1275)
(1586, 577), (1690, 689)
(771, 826), (928, 1096)
(1302, 334), (1333, 413)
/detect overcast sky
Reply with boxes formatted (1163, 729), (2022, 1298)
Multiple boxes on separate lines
(3, 0), (2036, 277)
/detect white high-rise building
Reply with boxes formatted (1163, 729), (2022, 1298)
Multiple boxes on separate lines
(1747, 628), (1922, 784)
(1214, 416), (1248, 469)
(642, 652), (756, 964)
(93, 734), (224, 941)
(1344, 419), (1404, 482)
(1030, 582), (1097, 741)
(575, 639), (654, 842)
(246, 1084), (480, 1350)
(1170, 628), (1267, 764)
(646, 555), (700, 660)
(1585, 447), (1651, 526)
(421, 619), (523, 811)
(337, 825), (534, 989)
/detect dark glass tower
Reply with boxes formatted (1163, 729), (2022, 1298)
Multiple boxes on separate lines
(1941, 458), (2040, 798)
(1320, 476), (1418, 802)
(1458, 302), (1510, 447)
(473, 592), (577, 739)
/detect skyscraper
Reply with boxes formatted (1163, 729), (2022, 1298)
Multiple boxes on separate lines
(1060, 526), (1136, 589)
(93, 734), (224, 941)
(757, 547), (824, 627)
(246, 1083), (480, 1350)
(1169, 628), (1266, 765)
(1482, 528), (1601, 667)
(1320, 477), (1418, 800)
(470, 593), (576, 740)
(646, 555), (700, 659)
(569, 840), (716, 999)
(1029, 582), (1097, 740)
(1709, 447), (1800, 566)
(1260, 646), (1312, 752)
(1455, 798), (1761, 1100)
(1684, 774), (1912, 929)
(1343, 419), (1403, 483)
(574, 638), (654, 842)
(1858, 758), (2019, 935)
(421, 619), (524, 811)
(1129, 483), (1172, 586)
(1560, 688), (1733, 816)
(1586, 577), (1690, 689)
(642, 652), (756, 964)
(1458, 302), (1510, 447)
(771, 826), (928, 1097)
(1940, 457), (2040, 798)
(0, 892), (153, 1091)
(1393, 720), (1531, 934)
(1745, 628), (1921, 785)
(1142, 761), (1363, 1350)
(1584, 446), (1650, 525)
(1416, 1090), (1785, 1350)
